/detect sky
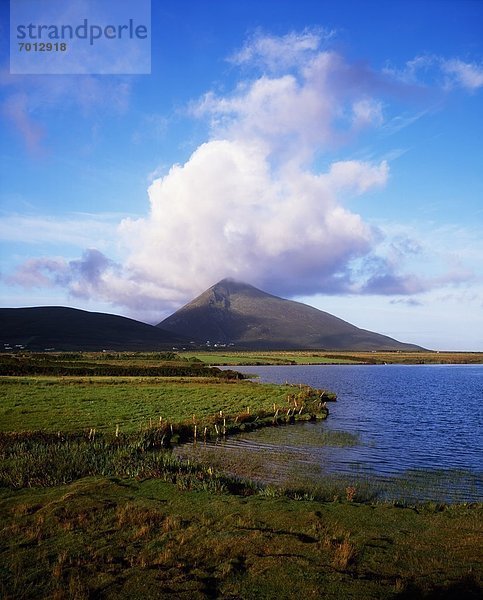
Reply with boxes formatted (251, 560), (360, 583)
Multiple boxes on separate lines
(1, 0), (482, 351)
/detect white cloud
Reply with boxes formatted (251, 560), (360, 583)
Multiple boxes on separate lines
(385, 54), (483, 91)
(354, 220), (480, 296)
(196, 48), (387, 164)
(7, 257), (67, 289)
(441, 59), (483, 90)
(352, 98), (384, 128)
(326, 160), (388, 194)
(100, 35), (399, 304)
(228, 28), (335, 72)
(118, 139), (385, 299)
(0, 212), (121, 248)
(383, 55), (435, 84)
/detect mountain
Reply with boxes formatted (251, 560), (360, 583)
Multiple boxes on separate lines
(158, 278), (423, 351)
(0, 307), (188, 352)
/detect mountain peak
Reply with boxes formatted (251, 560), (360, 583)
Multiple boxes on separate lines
(158, 279), (423, 351)
(208, 278), (274, 301)
(212, 277), (242, 287)
(210, 278), (265, 294)
(210, 278), (247, 294)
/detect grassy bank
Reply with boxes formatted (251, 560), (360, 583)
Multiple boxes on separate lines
(0, 376), (332, 434)
(1, 477), (481, 599)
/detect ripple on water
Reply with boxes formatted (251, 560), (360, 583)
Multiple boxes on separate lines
(176, 364), (483, 502)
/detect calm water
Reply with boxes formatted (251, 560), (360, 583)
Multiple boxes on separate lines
(178, 364), (483, 502)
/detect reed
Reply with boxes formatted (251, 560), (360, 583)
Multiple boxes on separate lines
(331, 535), (357, 571)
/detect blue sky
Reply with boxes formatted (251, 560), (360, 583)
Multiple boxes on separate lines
(1, 0), (482, 350)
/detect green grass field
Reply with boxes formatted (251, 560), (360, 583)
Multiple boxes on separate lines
(185, 350), (483, 365)
(0, 353), (481, 599)
(0, 376), (302, 434)
(184, 351), (361, 365)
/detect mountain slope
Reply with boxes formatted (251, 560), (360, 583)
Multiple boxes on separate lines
(0, 307), (187, 352)
(158, 279), (423, 351)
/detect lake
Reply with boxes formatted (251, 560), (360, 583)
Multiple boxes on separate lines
(177, 364), (483, 503)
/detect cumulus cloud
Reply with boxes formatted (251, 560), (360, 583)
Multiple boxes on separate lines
(112, 34), (401, 304)
(351, 222), (479, 297)
(7, 257), (68, 289)
(196, 48), (390, 162)
(118, 139), (387, 299)
(5, 249), (186, 319)
(351, 98), (384, 129)
(361, 272), (427, 295)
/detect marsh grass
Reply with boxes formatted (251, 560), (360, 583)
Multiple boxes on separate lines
(0, 431), (255, 496)
(5, 428), (474, 506)
(226, 422), (360, 448)
(0, 351), (245, 378)
(175, 436), (483, 505)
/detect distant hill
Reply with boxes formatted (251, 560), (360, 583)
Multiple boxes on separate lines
(158, 278), (424, 351)
(0, 307), (188, 352)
